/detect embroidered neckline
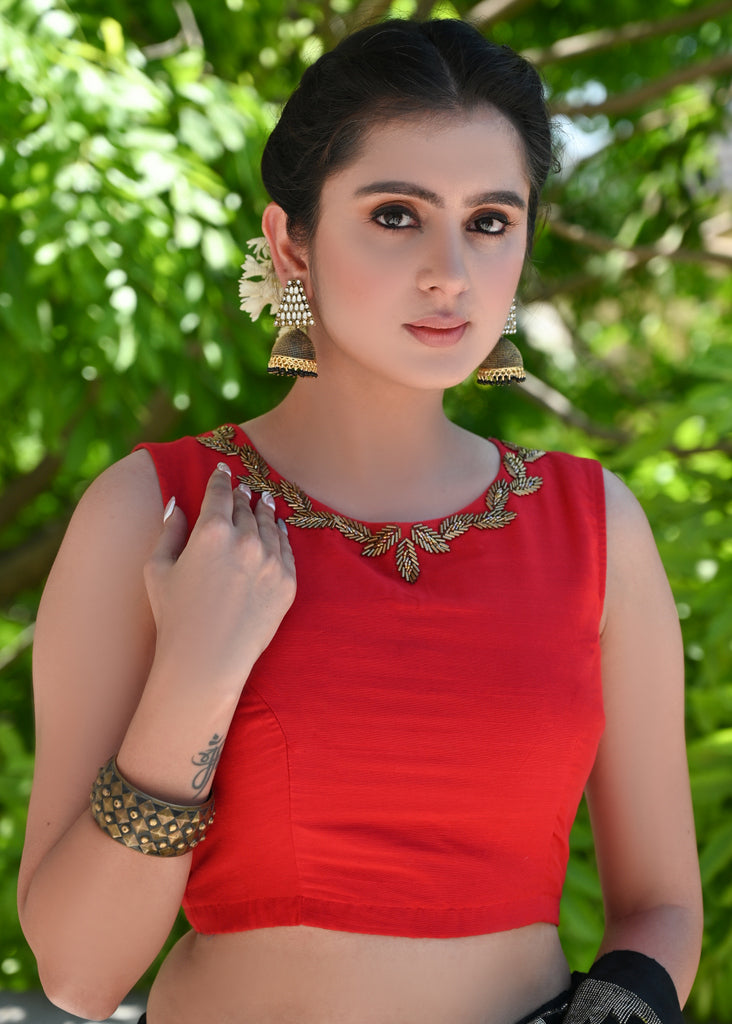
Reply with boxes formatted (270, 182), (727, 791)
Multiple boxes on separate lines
(197, 425), (545, 584)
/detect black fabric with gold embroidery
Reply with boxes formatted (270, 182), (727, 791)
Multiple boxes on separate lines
(565, 951), (683, 1024)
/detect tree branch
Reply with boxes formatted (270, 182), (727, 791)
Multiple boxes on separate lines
(0, 390), (95, 532)
(142, 0), (203, 59)
(0, 517), (71, 607)
(0, 623), (35, 673)
(129, 388), (180, 447)
(415, 0), (436, 19)
(510, 373), (732, 456)
(518, 373), (731, 457)
(0, 387), (174, 538)
(525, 271), (601, 302)
(465, 0), (537, 30)
(524, 1), (732, 66)
(345, 0), (394, 33)
(549, 217), (732, 269)
(0, 390), (178, 610)
(0, 453), (62, 534)
(551, 52), (732, 118)
(668, 443), (732, 457)
(518, 373), (630, 443)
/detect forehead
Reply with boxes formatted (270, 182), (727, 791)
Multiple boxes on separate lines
(328, 107), (529, 197)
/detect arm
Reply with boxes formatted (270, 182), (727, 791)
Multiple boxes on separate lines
(18, 453), (295, 1020)
(584, 469), (702, 1004)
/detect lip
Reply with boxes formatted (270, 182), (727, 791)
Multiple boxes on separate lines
(408, 315), (468, 329)
(405, 319), (468, 347)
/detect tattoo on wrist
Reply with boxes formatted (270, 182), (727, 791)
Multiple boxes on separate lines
(191, 733), (223, 796)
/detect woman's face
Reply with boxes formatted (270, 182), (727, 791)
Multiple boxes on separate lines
(306, 107), (531, 392)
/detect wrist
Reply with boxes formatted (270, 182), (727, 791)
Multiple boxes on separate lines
(117, 682), (234, 805)
(90, 756), (215, 857)
(115, 724), (227, 807)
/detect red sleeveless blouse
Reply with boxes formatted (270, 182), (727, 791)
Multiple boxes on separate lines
(135, 424), (606, 938)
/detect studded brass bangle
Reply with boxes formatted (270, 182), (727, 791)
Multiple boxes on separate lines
(89, 757), (215, 857)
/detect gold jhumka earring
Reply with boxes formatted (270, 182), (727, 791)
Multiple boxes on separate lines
(268, 279), (317, 378)
(476, 299), (525, 386)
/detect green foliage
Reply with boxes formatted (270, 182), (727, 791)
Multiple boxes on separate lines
(0, 0), (278, 482)
(0, 717), (35, 989)
(1, 0), (731, 1014)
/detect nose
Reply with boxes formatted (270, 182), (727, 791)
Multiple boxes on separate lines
(416, 226), (469, 299)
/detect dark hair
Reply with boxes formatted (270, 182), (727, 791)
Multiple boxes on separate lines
(261, 19), (557, 254)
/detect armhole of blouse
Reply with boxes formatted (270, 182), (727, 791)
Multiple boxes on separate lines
(133, 443), (172, 507)
(595, 462), (609, 616)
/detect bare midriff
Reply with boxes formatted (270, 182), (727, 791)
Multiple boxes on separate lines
(145, 922), (570, 1024)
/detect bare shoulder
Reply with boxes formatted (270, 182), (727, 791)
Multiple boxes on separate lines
(599, 467), (671, 635)
(601, 465), (653, 537)
(34, 446), (166, 704)
(43, 449), (166, 592)
(597, 461), (680, 671)
(73, 448), (163, 521)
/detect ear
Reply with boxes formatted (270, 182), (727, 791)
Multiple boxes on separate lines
(261, 203), (310, 289)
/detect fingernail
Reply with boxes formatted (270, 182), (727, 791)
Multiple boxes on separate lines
(217, 462), (232, 477)
(277, 517), (288, 535)
(261, 491), (276, 510)
(163, 496), (176, 523)
(237, 482), (252, 499)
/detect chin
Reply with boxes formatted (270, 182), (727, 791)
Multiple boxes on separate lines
(403, 373), (475, 392)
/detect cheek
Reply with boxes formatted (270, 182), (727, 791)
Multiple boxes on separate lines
(482, 233), (526, 288)
(313, 230), (401, 316)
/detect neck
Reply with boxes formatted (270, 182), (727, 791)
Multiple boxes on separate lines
(241, 366), (497, 523)
(260, 374), (454, 479)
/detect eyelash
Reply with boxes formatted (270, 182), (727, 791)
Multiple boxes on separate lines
(372, 204), (512, 236)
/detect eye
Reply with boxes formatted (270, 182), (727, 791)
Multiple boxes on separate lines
(372, 205), (419, 230)
(471, 212), (511, 235)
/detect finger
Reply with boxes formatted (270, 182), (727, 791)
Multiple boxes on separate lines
(232, 481), (255, 529)
(197, 462), (235, 523)
(152, 497), (189, 566)
(252, 490), (280, 541)
(276, 518), (297, 578)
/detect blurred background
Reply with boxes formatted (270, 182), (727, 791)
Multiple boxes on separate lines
(0, 0), (730, 1017)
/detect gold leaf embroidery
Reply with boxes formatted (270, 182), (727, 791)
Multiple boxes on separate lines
(503, 441), (545, 463)
(439, 514), (475, 540)
(247, 448), (271, 481)
(510, 475), (543, 497)
(362, 524), (401, 557)
(279, 478), (311, 514)
(331, 516), (373, 544)
(485, 478), (510, 511)
(288, 511), (335, 530)
(198, 425), (239, 457)
(503, 450), (526, 481)
(396, 537), (420, 583)
(501, 446), (545, 498)
(474, 509), (517, 530)
(196, 428), (545, 584)
(411, 523), (451, 554)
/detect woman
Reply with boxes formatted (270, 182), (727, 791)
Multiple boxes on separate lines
(18, 18), (702, 1024)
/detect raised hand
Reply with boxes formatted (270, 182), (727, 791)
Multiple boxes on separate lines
(144, 461), (297, 699)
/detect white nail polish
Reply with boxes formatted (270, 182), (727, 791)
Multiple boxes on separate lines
(163, 496), (176, 523)
(262, 491), (276, 509)
(217, 462), (232, 476)
(238, 482), (252, 499)
(277, 518), (289, 535)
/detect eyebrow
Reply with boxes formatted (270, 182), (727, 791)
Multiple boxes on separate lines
(354, 180), (527, 211)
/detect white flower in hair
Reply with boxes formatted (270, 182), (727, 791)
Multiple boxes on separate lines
(238, 237), (283, 321)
